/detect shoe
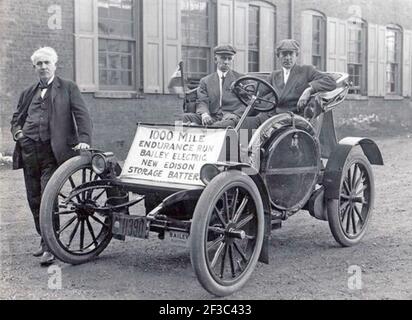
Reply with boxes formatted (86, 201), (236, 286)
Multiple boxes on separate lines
(33, 239), (46, 257)
(40, 251), (55, 266)
(33, 246), (44, 257)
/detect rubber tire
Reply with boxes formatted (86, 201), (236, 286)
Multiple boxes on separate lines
(190, 170), (264, 297)
(40, 156), (113, 265)
(327, 150), (375, 247)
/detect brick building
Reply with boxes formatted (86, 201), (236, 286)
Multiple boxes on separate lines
(1, 0), (412, 159)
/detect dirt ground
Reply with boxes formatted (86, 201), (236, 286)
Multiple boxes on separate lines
(1, 136), (411, 300)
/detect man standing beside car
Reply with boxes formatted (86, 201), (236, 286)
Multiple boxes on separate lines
(10, 47), (92, 266)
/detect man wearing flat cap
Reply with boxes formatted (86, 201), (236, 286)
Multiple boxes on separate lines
(183, 44), (245, 127)
(242, 39), (337, 130)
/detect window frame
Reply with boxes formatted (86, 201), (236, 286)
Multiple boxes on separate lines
(347, 18), (368, 96)
(248, 4), (260, 72)
(385, 24), (403, 95)
(181, 0), (217, 88)
(97, 0), (142, 92)
(311, 13), (326, 71)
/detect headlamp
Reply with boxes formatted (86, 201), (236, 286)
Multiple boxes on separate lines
(200, 164), (221, 185)
(91, 152), (114, 175)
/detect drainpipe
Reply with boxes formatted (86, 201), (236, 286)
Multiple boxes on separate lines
(289, 0), (294, 38)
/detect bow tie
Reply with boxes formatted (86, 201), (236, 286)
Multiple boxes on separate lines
(39, 81), (52, 90)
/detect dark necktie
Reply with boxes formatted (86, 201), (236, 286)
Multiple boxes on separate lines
(220, 75), (226, 106)
(39, 81), (51, 90)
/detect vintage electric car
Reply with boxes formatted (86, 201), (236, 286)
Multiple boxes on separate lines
(39, 73), (383, 297)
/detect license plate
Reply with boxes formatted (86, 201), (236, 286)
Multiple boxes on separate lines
(165, 230), (190, 247)
(112, 214), (149, 239)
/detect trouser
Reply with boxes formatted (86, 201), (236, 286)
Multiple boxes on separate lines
(182, 112), (238, 128)
(182, 112), (221, 125)
(19, 137), (58, 237)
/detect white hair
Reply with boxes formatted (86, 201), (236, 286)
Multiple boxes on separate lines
(31, 47), (58, 65)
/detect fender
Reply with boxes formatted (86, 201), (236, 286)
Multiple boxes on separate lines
(323, 137), (383, 199)
(214, 162), (271, 264)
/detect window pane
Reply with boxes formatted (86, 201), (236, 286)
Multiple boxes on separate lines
(386, 27), (401, 94)
(98, 0), (133, 37)
(181, 0), (215, 82)
(312, 15), (325, 71)
(99, 39), (134, 89)
(348, 20), (366, 95)
(248, 5), (259, 72)
(98, 0), (135, 90)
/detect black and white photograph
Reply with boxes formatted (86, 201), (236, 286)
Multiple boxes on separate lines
(0, 0), (411, 305)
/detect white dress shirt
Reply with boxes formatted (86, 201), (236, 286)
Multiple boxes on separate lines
(217, 69), (228, 107)
(282, 67), (291, 85)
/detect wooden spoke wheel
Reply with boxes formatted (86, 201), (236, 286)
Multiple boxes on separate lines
(327, 151), (375, 246)
(40, 156), (113, 264)
(190, 171), (264, 297)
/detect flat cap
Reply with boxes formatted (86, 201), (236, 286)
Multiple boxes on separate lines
(214, 44), (237, 56)
(276, 39), (300, 53)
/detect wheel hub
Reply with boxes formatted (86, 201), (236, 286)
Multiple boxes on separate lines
(75, 199), (96, 219)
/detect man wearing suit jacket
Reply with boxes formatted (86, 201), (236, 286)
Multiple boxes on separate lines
(183, 45), (245, 127)
(242, 39), (337, 131)
(10, 47), (92, 266)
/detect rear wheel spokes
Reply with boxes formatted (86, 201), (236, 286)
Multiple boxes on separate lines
(340, 163), (370, 237)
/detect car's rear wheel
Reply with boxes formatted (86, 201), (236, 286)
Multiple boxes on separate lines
(327, 151), (374, 246)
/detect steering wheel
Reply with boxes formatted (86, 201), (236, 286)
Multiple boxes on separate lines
(231, 76), (279, 112)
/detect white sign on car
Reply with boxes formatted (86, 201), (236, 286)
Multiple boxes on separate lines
(120, 124), (227, 187)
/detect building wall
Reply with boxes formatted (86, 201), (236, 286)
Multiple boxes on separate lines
(1, 0), (411, 160)
(0, 0), (75, 155)
(293, 0), (412, 139)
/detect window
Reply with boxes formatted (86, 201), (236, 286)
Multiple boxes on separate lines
(181, 0), (216, 87)
(348, 19), (367, 95)
(312, 14), (326, 71)
(98, 0), (136, 90)
(386, 25), (402, 95)
(248, 5), (259, 72)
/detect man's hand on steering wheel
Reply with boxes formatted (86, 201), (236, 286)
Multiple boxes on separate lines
(201, 113), (214, 125)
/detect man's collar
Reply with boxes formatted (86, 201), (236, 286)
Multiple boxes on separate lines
(282, 67), (291, 74)
(47, 75), (55, 85)
(217, 69), (229, 78)
(39, 75), (55, 87)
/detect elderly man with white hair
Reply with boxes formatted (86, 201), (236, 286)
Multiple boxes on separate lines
(11, 47), (92, 266)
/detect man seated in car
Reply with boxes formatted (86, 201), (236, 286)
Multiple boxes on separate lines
(182, 44), (245, 128)
(241, 39), (337, 131)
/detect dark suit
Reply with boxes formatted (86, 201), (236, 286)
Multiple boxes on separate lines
(11, 76), (92, 169)
(183, 70), (245, 126)
(241, 64), (337, 131)
(10, 76), (92, 237)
